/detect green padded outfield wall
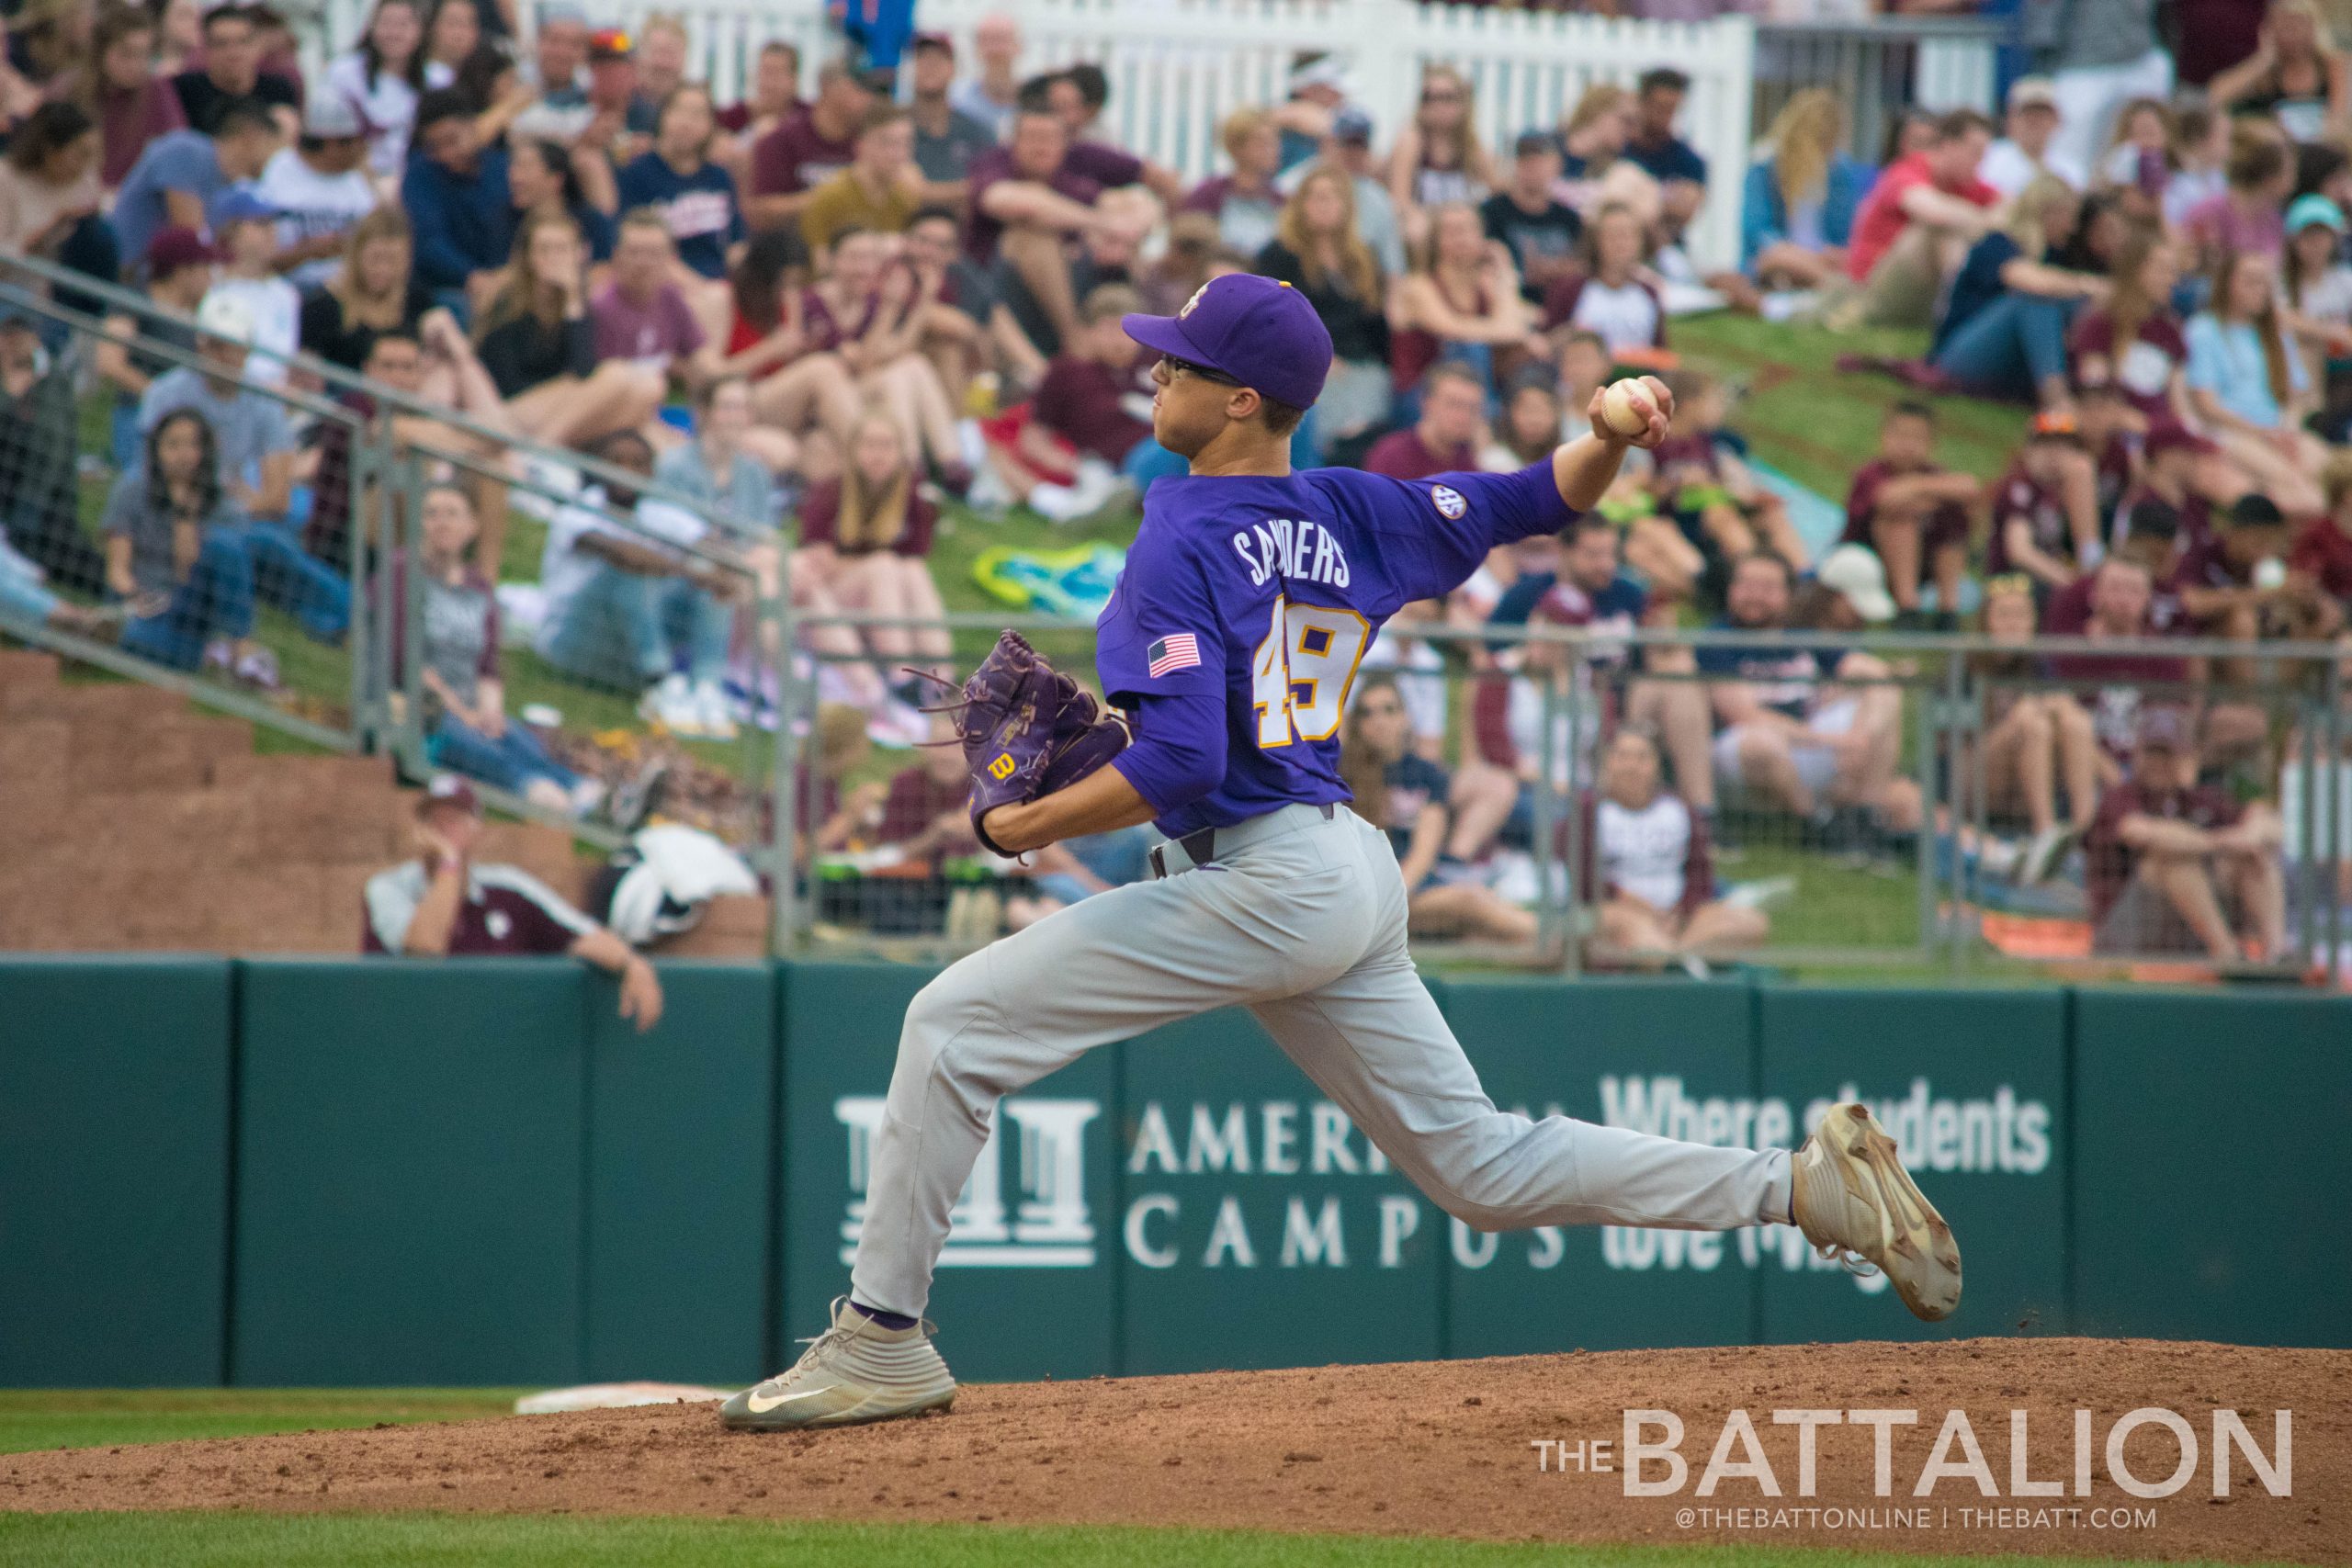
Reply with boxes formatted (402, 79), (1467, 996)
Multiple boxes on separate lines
(1754, 987), (2067, 1344)
(1440, 978), (1758, 1356)
(582, 964), (777, 1384)
(232, 960), (594, 1386)
(2071, 989), (2352, 1348)
(0, 958), (233, 1387)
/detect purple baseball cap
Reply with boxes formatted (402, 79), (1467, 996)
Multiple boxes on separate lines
(1123, 274), (1332, 412)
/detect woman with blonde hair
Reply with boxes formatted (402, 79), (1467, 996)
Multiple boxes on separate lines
(2186, 247), (2327, 513)
(1385, 63), (1498, 245)
(474, 209), (665, 447)
(1386, 200), (1534, 411)
(790, 410), (954, 687)
(1256, 164), (1390, 456)
(1184, 105), (1285, 256)
(1741, 88), (1871, 288)
(1930, 175), (2111, 406)
(2210, 0), (2351, 144)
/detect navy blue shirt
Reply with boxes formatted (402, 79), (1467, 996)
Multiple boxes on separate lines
(615, 153), (745, 280)
(1624, 133), (1707, 186)
(1099, 462), (1574, 837)
(1379, 752), (1454, 865)
(1934, 231), (2026, 355)
(1693, 627), (1826, 722)
(402, 146), (514, 291)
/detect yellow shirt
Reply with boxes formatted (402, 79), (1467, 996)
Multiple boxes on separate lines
(799, 171), (919, 252)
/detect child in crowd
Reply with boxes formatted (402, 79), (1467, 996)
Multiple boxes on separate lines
(1841, 400), (1986, 618)
(1652, 368), (1810, 590)
(203, 191), (302, 387)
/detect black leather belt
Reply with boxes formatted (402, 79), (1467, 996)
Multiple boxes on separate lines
(1148, 803), (1335, 879)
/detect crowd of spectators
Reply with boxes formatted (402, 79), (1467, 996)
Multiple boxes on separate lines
(0, 0), (2346, 970)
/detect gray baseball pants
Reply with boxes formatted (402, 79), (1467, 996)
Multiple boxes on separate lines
(850, 802), (1792, 1317)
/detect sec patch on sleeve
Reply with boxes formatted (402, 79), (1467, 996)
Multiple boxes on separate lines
(1430, 484), (1466, 520)
(1147, 633), (1203, 677)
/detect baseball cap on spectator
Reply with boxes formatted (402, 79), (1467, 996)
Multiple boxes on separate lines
(2135, 706), (2193, 753)
(418, 774), (483, 817)
(1289, 56), (1349, 96)
(146, 227), (219, 280)
(1123, 273), (1334, 412)
(2006, 76), (2058, 113)
(588, 28), (633, 60)
(1332, 105), (1374, 144)
(2228, 492), (2286, 530)
(211, 187), (280, 227)
(2288, 193), (2346, 236)
(197, 291), (258, 345)
(301, 95), (365, 141)
(2143, 423), (2219, 462)
(1815, 543), (1897, 624)
(2027, 409), (2083, 444)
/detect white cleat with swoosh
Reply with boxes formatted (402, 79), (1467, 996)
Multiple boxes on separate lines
(1792, 1101), (1963, 1323)
(718, 1297), (956, 1431)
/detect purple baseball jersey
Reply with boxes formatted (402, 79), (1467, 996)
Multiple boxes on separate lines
(1099, 460), (1574, 837)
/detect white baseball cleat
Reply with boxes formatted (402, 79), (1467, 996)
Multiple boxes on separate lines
(718, 1297), (956, 1431)
(1791, 1101), (1963, 1322)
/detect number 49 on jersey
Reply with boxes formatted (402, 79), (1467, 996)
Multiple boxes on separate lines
(1251, 593), (1370, 748)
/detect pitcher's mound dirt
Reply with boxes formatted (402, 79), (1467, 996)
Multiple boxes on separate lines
(4, 1338), (2344, 1561)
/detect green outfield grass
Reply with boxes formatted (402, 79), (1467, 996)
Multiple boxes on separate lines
(0, 1514), (2293, 1568)
(0, 1390), (525, 1457)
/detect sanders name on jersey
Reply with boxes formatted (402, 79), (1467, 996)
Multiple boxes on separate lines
(1231, 517), (1351, 591)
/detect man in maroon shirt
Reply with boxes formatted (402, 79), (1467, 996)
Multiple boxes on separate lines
(363, 776), (666, 1028)
(967, 108), (1152, 346)
(2083, 708), (2283, 961)
(1363, 364), (1483, 481)
(746, 61), (876, 231)
(1841, 401), (1985, 616)
(2294, 450), (2352, 610)
(2045, 555), (2196, 769)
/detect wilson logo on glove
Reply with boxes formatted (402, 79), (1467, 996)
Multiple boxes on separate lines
(911, 631), (1133, 860)
(989, 754), (1017, 780)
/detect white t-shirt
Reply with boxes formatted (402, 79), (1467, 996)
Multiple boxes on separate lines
(256, 148), (379, 288)
(1565, 278), (1662, 355)
(326, 51), (422, 178)
(1362, 633), (1447, 749)
(1597, 793), (1695, 913)
(1979, 138), (2086, 199)
(203, 276), (301, 387)
(538, 491), (702, 654)
(2293, 265), (2352, 326)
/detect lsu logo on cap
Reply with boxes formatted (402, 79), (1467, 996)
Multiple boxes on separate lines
(1430, 484), (1467, 520)
(988, 753), (1017, 781)
(1180, 283), (1208, 319)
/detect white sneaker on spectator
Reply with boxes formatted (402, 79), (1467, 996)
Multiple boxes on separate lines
(201, 638), (235, 673)
(1721, 874), (1798, 913)
(640, 672), (705, 738)
(233, 647), (281, 690)
(514, 457), (583, 523)
(569, 778), (606, 818)
(692, 679), (741, 742)
(866, 700), (931, 749)
(965, 466), (1012, 516)
(2017, 824), (2076, 886)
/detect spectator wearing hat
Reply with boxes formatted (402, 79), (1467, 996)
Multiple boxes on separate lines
(402, 86), (514, 311)
(2082, 707), (2284, 963)
(746, 59), (874, 232)
(1989, 412), (2103, 593)
(1272, 54), (1349, 175)
(199, 190), (301, 389)
(570, 26), (646, 166)
(110, 101), (282, 271)
(1980, 78), (2087, 199)
(325, 0), (428, 179)
(254, 96), (378, 288)
(950, 12), (1023, 139)
(2280, 194), (2352, 405)
(2170, 491), (2345, 655)
(1182, 107), (1286, 259)
(1481, 133), (1582, 307)
(174, 4), (301, 140)
(365, 775), (666, 1030)
(906, 33), (991, 200)
(1282, 103), (1405, 278)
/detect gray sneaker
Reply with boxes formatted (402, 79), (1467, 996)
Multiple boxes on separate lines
(1791, 1102), (1962, 1322)
(718, 1297), (956, 1431)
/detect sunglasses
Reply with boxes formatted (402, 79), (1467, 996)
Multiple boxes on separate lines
(1159, 354), (1241, 387)
(1421, 90), (1463, 104)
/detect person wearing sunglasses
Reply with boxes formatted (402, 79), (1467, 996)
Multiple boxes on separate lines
(719, 271), (1964, 1435)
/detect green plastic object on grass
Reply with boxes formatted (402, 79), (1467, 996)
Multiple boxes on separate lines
(970, 543), (1128, 619)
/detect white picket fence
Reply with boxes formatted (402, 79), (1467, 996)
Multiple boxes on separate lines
(301, 1), (1987, 272)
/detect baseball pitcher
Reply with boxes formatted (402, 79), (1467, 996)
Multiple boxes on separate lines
(720, 275), (1961, 1432)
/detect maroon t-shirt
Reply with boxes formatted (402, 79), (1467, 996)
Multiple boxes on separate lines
(751, 107), (854, 198)
(965, 145), (1103, 262)
(797, 478), (939, 558)
(1063, 139), (1144, 189)
(361, 862), (593, 955)
(2044, 635), (2194, 766)
(2290, 517), (2352, 601)
(2067, 310), (2188, 421)
(1032, 355), (1152, 463)
(1363, 429), (1476, 482)
(2083, 777), (2242, 925)
(1988, 458), (2069, 576)
(2172, 0), (2267, 86)
(879, 765), (971, 847)
(1843, 457), (1971, 550)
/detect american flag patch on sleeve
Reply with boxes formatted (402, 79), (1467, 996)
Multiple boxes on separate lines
(1147, 633), (1202, 677)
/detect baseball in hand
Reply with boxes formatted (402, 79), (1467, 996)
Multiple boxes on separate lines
(1599, 378), (1656, 437)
